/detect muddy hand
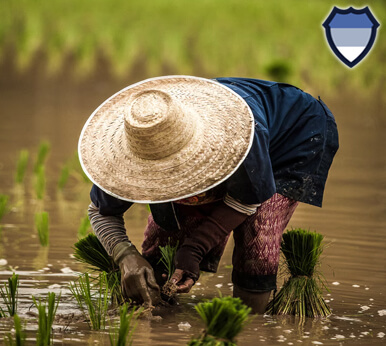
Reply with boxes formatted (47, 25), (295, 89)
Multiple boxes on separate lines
(170, 268), (195, 293)
(112, 242), (161, 307)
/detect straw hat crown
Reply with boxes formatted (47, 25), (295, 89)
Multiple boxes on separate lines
(125, 89), (197, 160)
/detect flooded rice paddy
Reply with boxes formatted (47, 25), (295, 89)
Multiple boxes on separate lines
(0, 67), (385, 345)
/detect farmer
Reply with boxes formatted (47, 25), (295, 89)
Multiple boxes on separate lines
(79, 76), (339, 313)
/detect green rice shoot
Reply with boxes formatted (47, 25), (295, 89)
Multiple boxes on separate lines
(57, 165), (70, 190)
(77, 214), (91, 238)
(188, 296), (251, 346)
(57, 151), (90, 189)
(109, 303), (141, 346)
(3, 314), (26, 346)
(32, 292), (60, 346)
(158, 238), (179, 280)
(35, 212), (49, 247)
(265, 228), (331, 318)
(69, 272), (110, 330)
(34, 141), (50, 173)
(0, 194), (10, 221)
(34, 165), (46, 200)
(0, 272), (19, 317)
(15, 150), (29, 184)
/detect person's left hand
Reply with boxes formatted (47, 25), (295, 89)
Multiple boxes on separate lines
(169, 268), (195, 293)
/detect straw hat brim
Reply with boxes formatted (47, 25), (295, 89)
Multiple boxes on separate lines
(78, 75), (254, 203)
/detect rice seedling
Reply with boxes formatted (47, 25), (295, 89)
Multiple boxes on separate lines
(15, 150), (29, 184)
(33, 141), (50, 173)
(157, 239), (179, 300)
(3, 314), (26, 346)
(35, 211), (49, 246)
(34, 165), (46, 200)
(265, 228), (332, 318)
(77, 214), (91, 238)
(0, 194), (9, 221)
(188, 296), (251, 345)
(69, 272), (110, 330)
(57, 151), (90, 189)
(73, 234), (122, 304)
(109, 303), (141, 346)
(0, 272), (20, 317)
(158, 238), (179, 280)
(57, 164), (70, 190)
(32, 292), (60, 346)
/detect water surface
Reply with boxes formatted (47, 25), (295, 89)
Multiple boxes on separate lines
(0, 66), (385, 345)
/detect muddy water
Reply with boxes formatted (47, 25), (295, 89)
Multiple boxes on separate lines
(0, 66), (386, 345)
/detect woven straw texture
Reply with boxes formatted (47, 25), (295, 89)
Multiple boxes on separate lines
(79, 76), (254, 203)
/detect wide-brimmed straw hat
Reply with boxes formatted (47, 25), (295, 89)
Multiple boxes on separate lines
(78, 75), (254, 203)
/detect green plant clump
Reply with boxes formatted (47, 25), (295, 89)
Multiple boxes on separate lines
(0, 272), (20, 317)
(265, 228), (332, 318)
(35, 212), (49, 246)
(15, 150), (29, 184)
(189, 296), (251, 346)
(34, 141), (51, 173)
(34, 165), (46, 200)
(158, 238), (179, 281)
(73, 234), (122, 303)
(57, 165), (70, 190)
(0, 194), (10, 221)
(109, 303), (141, 346)
(69, 272), (110, 330)
(4, 314), (26, 346)
(58, 151), (90, 190)
(158, 239), (179, 300)
(33, 292), (60, 346)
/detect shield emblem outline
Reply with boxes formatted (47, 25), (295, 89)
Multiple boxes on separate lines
(322, 6), (380, 68)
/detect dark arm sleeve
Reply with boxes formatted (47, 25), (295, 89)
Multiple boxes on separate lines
(89, 184), (134, 255)
(90, 184), (133, 215)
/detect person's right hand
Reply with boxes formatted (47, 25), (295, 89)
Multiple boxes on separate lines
(112, 242), (161, 307)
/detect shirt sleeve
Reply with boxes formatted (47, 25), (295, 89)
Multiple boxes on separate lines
(223, 193), (261, 215)
(88, 202), (130, 256)
(90, 184), (133, 216)
(89, 184), (133, 255)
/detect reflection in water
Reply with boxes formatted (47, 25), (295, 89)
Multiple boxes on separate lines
(0, 68), (385, 345)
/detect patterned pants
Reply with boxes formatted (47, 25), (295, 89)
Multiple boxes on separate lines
(142, 193), (298, 292)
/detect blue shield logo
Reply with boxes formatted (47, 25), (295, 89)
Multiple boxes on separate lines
(323, 7), (379, 68)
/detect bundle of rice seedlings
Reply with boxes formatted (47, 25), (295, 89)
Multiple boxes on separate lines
(158, 239), (179, 300)
(15, 149), (29, 184)
(265, 228), (331, 318)
(0, 194), (9, 221)
(188, 296), (251, 346)
(0, 272), (20, 317)
(109, 303), (142, 346)
(73, 234), (122, 304)
(32, 292), (60, 346)
(35, 212), (49, 247)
